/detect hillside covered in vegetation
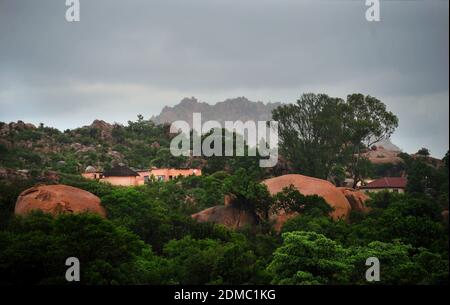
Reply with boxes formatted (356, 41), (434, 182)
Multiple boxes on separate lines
(0, 95), (448, 285)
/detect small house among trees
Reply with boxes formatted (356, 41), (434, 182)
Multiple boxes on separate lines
(359, 177), (407, 194)
(82, 165), (202, 186)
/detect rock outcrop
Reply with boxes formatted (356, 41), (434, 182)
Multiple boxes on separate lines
(192, 174), (370, 232)
(0, 121), (36, 136)
(262, 174), (353, 231)
(191, 205), (257, 229)
(83, 120), (114, 142)
(337, 187), (370, 212)
(0, 167), (31, 180)
(151, 97), (281, 126)
(362, 145), (403, 164)
(263, 174), (352, 219)
(15, 184), (106, 217)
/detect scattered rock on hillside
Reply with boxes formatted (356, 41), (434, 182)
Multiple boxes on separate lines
(0, 138), (12, 149)
(0, 167), (31, 180)
(410, 154), (445, 169)
(150, 141), (161, 149)
(41, 170), (60, 182)
(362, 145), (403, 164)
(0, 121), (36, 138)
(87, 120), (113, 142)
(85, 165), (97, 173)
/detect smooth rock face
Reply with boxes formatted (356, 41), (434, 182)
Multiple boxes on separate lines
(263, 174), (352, 219)
(337, 187), (370, 212)
(15, 184), (106, 217)
(192, 174), (368, 232)
(261, 174), (354, 231)
(191, 205), (257, 229)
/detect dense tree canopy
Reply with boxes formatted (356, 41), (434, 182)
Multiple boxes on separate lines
(0, 146), (448, 285)
(0, 100), (448, 285)
(272, 93), (398, 186)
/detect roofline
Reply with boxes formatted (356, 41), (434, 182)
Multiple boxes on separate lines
(150, 167), (202, 170)
(360, 186), (405, 189)
(87, 167), (202, 175)
(102, 166), (140, 177)
(103, 173), (139, 177)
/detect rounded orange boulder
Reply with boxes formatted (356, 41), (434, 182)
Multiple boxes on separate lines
(15, 184), (106, 217)
(263, 174), (352, 230)
(263, 174), (352, 219)
(337, 187), (370, 212)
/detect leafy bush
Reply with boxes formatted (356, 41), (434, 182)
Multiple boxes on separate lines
(0, 212), (169, 284)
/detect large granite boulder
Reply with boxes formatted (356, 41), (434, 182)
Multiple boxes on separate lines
(262, 174), (353, 231)
(337, 187), (370, 212)
(191, 205), (257, 229)
(15, 184), (106, 217)
(263, 174), (352, 218)
(192, 174), (368, 232)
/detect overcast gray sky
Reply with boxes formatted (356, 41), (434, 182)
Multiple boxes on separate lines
(0, 0), (448, 157)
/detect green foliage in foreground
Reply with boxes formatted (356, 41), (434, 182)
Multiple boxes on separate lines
(0, 212), (170, 284)
(0, 156), (448, 284)
(269, 231), (448, 285)
(0, 212), (274, 285)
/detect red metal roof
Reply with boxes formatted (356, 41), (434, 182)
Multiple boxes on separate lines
(362, 177), (407, 189)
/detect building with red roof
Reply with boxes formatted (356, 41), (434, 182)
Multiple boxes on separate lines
(360, 177), (407, 194)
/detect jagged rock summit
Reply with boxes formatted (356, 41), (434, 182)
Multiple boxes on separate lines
(151, 97), (281, 125)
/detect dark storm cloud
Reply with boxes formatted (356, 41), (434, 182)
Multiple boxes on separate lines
(0, 0), (448, 156)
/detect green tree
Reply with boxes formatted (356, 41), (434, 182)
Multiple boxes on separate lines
(101, 188), (171, 252)
(272, 93), (346, 179)
(274, 185), (333, 216)
(272, 93), (398, 185)
(163, 236), (224, 284)
(0, 212), (168, 284)
(212, 243), (258, 284)
(267, 231), (352, 284)
(417, 148), (431, 156)
(347, 241), (448, 285)
(344, 94), (398, 187)
(281, 215), (349, 245)
(222, 169), (273, 222)
(350, 194), (448, 253)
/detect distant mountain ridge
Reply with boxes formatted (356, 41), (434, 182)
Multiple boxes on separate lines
(151, 97), (282, 126)
(151, 97), (402, 152)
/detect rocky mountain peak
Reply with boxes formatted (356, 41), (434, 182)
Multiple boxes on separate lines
(151, 97), (282, 126)
(88, 120), (113, 131)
